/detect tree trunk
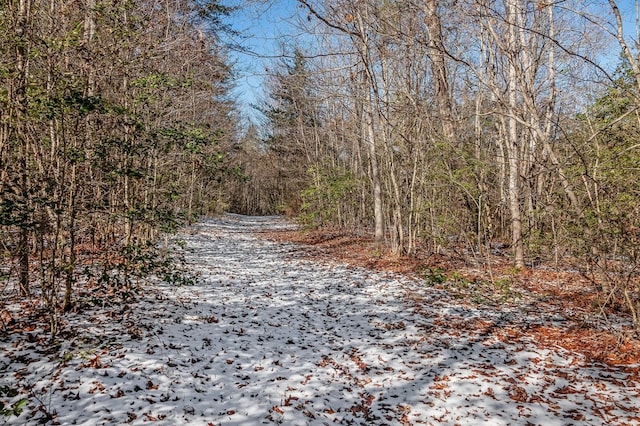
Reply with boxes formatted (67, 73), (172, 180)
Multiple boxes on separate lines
(424, 0), (455, 143)
(363, 86), (384, 242)
(506, 0), (525, 268)
(15, 0), (32, 297)
(354, 10), (384, 242)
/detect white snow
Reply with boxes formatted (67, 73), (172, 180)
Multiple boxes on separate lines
(1, 214), (639, 425)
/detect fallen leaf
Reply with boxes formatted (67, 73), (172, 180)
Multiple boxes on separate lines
(284, 395), (299, 406)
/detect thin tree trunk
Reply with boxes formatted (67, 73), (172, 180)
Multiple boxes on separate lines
(363, 89), (384, 242)
(424, 0), (455, 143)
(354, 10), (384, 242)
(506, 0), (525, 268)
(15, 0), (32, 297)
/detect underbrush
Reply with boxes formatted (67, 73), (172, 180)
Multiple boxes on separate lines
(422, 266), (522, 306)
(0, 232), (199, 424)
(76, 238), (198, 310)
(0, 234), (199, 340)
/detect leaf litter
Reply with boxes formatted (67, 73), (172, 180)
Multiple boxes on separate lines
(1, 214), (639, 425)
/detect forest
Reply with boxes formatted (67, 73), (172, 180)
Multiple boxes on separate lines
(2, 0), (640, 334)
(1, 0), (238, 330)
(2, 0), (640, 331)
(2, 0), (640, 423)
(231, 0), (640, 331)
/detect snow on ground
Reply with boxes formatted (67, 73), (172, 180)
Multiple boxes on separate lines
(1, 214), (639, 425)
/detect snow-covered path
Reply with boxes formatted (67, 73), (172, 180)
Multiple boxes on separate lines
(2, 214), (639, 425)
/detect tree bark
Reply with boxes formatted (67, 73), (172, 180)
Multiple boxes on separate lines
(424, 0), (455, 143)
(506, 0), (525, 268)
(15, 0), (32, 297)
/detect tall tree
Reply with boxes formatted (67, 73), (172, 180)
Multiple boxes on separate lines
(0, 0), (239, 334)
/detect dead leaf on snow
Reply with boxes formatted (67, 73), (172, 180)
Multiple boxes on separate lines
(509, 385), (528, 402)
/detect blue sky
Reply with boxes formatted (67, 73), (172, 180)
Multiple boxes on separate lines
(224, 0), (302, 125)
(223, 0), (638, 127)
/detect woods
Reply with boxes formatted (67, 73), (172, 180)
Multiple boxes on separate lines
(1, 0), (236, 333)
(2, 0), (640, 344)
(4, 0), (640, 333)
(230, 0), (640, 331)
(3, 0), (640, 423)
